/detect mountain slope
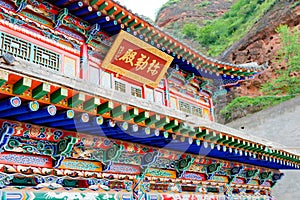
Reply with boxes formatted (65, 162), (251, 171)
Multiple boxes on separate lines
(216, 1), (300, 123)
(155, 0), (237, 49)
(156, 0), (300, 123)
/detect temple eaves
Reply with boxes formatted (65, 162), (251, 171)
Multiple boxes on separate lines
(46, 0), (264, 81)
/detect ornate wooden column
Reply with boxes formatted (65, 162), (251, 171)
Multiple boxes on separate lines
(80, 43), (89, 80)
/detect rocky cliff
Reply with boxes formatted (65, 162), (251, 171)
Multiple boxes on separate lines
(155, 0), (237, 48)
(220, 1), (300, 97)
(156, 0), (236, 28)
(217, 1), (300, 123)
(156, 0), (300, 123)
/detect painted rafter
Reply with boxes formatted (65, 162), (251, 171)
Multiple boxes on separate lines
(4, 64), (297, 169)
(0, 70), (239, 153)
(0, 119), (283, 175)
(0, 69), (297, 169)
(0, 119), (281, 198)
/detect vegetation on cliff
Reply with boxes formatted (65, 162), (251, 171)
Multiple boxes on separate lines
(260, 25), (300, 96)
(220, 25), (300, 122)
(182, 0), (278, 56)
(157, 0), (182, 14)
(157, 1), (299, 123)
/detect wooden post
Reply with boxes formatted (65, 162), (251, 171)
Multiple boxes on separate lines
(80, 43), (89, 80)
(164, 79), (170, 107)
(209, 97), (215, 121)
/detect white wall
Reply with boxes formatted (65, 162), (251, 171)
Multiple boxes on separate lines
(227, 96), (300, 200)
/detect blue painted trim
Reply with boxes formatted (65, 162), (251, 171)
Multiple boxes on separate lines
(15, 105), (57, 121)
(32, 110), (74, 124)
(0, 101), (39, 118)
(0, 97), (21, 112)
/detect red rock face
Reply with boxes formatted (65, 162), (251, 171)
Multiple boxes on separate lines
(214, 2), (300, 123)
(156, 1), (299, 123)
(155, 0), (236, 40)
(215, 2), (298, 123)
(220, 2), (300, 98)
(157, 1), (299, 98)
(156, 0), (235, 27)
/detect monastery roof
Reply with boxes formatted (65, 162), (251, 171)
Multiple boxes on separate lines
(0, 0), (296, 171)
(45, 0), (265, 84)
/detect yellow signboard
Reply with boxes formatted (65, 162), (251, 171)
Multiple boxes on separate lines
(102, 30), (173, 86)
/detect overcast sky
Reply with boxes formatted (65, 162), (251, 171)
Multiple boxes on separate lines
(116, 0), (169, 20)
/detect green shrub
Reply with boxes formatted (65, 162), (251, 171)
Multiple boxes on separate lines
(182, 23), (199, 38)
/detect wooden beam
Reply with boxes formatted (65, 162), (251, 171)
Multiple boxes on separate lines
(217, 135), (227, 143)
(106, 6), (117, 15)
(97, 101), (114, 114)
(121, 15), (131, 23)
(127, 19), (138, 27)
(134, 111), (149, 123)
(90, 0), (100, 6)
(115, 11), (125, 20)
(188, 128), (196, 137)
(68, 93), (85, 108)
(13, 77), (32, 95)
(111, 105), (127, 118)
(209, 133), (223, 142)
(83, 97), (101, 111)
(155, 117), (170, 128)
(50, 88), (68, 104)
(134, 23), (144, 30)
(164, 119), (178, 130)
(123, 108), (139, 120)
(145, 114), (160, 126)
(205, 131), (216, 140)
(98, 1), (108, 10)
(173, 122), (187, 132)
(196, 128), (208, 139)
(222, 137), (235, 145)
(32, 83), (50, 99)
